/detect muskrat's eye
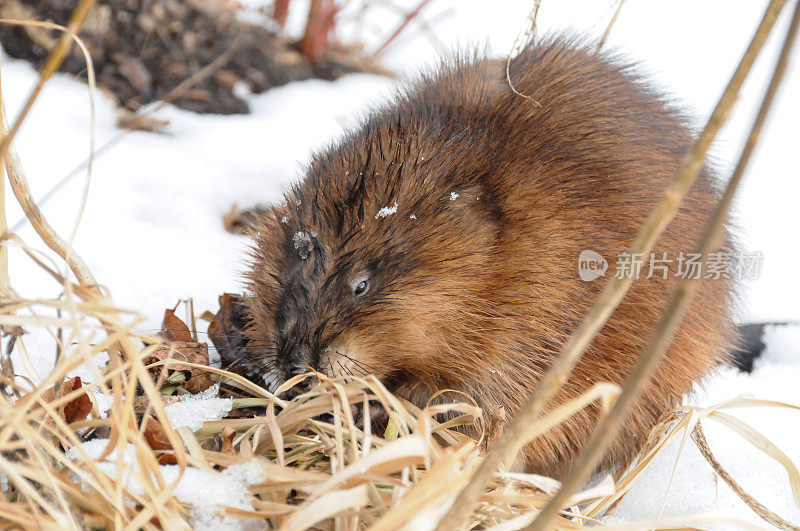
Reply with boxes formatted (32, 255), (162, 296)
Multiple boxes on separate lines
(353, 280), (369, 297)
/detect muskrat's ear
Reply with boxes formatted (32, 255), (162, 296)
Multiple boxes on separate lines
(445, 184), (500, 243)
(446, 185), (482, 206)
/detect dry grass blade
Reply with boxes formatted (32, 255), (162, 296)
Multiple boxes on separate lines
(692, 423), (799, 530)
(597, 0), (626, 51)
(0, 18), (99, 247)
(505, 0), (543, 106)
(1, 285), (798, 529)
(0, 7), (100, 291)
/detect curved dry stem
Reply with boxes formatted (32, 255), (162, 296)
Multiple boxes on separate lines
(692, 424), (800, 530)
(10, 22), (246, 234)
(505, 0), (543, 106)
(597, 0), (626, 51)
(0, 1), (100, 292)
(0, 18), (99, 249)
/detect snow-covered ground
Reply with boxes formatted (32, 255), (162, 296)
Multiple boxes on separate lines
(2, 0), (799, 528)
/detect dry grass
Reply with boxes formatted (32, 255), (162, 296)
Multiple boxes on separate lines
(1, 2), (799, 530)
(0, 297), (797, 530)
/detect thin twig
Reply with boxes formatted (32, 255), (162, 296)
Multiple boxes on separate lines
(10, 23), (246, 235)
(597, 0), (626, 52)
(371, 0), (434, 57)
(437, 0), (790, 528)
(0, 18), (100, 257)
(692, 423), (800, 530)
(505, 0), (543, 106)
(528, 0), (799, 528)
(0, 55), (7, 295)
(0, 0), (99, 292)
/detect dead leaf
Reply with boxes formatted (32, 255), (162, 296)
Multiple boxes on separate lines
(221, 426), (237, 455)
(142, 415), (172, 451)
(63, 377), (93, 424)
(112, 52), (152, 93)
(143, 341), (214, 393)
(146, 308), (215, 394)
(161, 309), (194, 342)
(480, 406), (507, 453)
(202, 435), (222, 452)
(213, 69), (241, 89)
(157, 454), (178, 465)
(116, 108), (169, 133)
(43, 376), (93, 424)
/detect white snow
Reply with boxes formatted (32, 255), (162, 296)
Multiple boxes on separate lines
(66, 440), (265, 529)
(607, 351), (800, 529)
(2, 0), (799, 528)
(292, 230), (314, 259)
(164, 384), (234, 431)
(375, 202), (398, 219)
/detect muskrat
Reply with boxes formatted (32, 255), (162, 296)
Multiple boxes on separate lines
(231, 36), (737, 479)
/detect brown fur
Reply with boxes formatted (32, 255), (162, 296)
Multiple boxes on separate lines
(242, 36), (737, 479)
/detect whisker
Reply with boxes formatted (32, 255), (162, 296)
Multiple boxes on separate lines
(341, 353), (378, 376)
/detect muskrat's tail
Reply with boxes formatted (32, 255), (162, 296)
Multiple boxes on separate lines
(729, 321), (799, 372)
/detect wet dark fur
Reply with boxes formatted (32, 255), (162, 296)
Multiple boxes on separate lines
(239, 36), (737, 479)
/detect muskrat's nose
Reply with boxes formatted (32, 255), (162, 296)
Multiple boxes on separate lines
(281, 340), (313, 387)
(287, 365), (309, 378)
(282, 365), (313, 399)
(284, 341), (312, 368)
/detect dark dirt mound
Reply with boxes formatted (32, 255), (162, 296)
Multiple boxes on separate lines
(0, 0), (383, 115)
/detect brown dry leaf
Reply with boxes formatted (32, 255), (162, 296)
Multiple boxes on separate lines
(480, 406), (507, 453)
(184, 371), (214, 393)
(42, 376), (93, 424)
(158, 454), (178, 465)
(63, 377), (93, 424)
(202, 435), (223, 453)
(221, 426), (237, 455)
(213, 69), (241, 89)
(161, 308), (194, 342)
(144, 341), (214, 393)
(142, 415), (172, 451)
(222, 203), (241, 233)
(147, 307), (214, 393)
(112, 52), (152, 93)
(116, 108), (169, 133)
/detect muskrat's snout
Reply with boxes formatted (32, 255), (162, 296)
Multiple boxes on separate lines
(277, 336), (315, 380)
